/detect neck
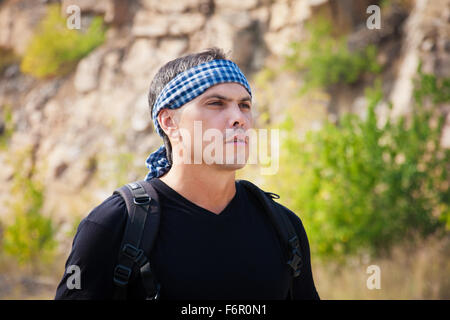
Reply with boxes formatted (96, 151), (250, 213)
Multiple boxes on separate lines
(158, 162), (237, 215)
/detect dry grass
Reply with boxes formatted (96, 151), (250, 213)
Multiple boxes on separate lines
(313, 234), (450, 299)
(0, 238), (68, 300)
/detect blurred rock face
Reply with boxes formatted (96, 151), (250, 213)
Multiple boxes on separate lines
(0, 0), (449, 220)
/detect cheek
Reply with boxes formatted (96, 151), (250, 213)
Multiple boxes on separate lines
(247, 113), (254, 126)
(177, 112), (215, 144)
(189, 109), (225, 131)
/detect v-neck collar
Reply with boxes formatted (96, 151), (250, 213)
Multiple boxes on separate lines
(151, 178), (241, 218)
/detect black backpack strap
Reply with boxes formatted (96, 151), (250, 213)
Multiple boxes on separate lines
(112, 179), (161, 300)
(237, 180), (303, 298)
(137, 179), (161, 299)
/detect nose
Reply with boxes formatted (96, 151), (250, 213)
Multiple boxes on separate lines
(227, 102), (249, 129)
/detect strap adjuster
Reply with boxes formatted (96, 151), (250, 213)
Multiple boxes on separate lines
(126, 182), (151, 206)
(287, 236), (302, 278)
(123, 243), (141, 259)
(122, 243), (147, 266)
(113, 265), (132, 287)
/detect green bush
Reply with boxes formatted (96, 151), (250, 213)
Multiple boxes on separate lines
(21, 4), (106, 78)
(2, 147), (57, 269)
(113, 151), (135, 187)
(414, 63), (450, 104)
(0, 104), (14, 150)
(265, 74), (450, 261)
(283, 18), (381, 94)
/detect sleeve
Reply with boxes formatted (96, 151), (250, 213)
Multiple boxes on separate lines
(283, 207), (320, 300)
(54, 195), (127, 300)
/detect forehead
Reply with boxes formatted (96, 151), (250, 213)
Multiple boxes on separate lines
(198, 82), (251, 100)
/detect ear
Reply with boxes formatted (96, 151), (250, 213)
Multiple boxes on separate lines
(158, 109), (180, 141)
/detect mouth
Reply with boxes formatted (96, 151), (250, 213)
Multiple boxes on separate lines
(225, 136), (248, 145)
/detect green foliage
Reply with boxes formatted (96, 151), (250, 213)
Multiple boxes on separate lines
(21, 4), (106, 78)
(0, 104), (14, 150)
(2, 147), (57, 268)
(284, 18), (381, 94)
(267, 75), (450, 261)
(414, 63), (450, 104)
(113, 152), (136, 187)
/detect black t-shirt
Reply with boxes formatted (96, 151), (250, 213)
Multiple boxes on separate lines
(55, 178), (319, 300)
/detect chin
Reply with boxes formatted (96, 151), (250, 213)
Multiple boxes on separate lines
(212, 163), (247, 172)
(217, 157), (248, 171)
(204, 156), (248, 171)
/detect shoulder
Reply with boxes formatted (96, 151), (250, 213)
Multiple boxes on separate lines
(77, 193), (128, 237)
(271, 200), (303, 225)
(55, 193), (128, 299)
(270, 199), (307, 233)
(238, 179), (307, 233)
(68, 193), (129, 263)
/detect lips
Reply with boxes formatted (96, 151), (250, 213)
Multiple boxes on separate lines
(225, 135), (248, 144)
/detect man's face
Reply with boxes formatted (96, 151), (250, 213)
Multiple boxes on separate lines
(169, 82), (253, 170)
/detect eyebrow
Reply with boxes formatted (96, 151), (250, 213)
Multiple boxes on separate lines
(202, 94), (252, 103)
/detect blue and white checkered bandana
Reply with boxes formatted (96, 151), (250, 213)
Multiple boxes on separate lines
(144, 59), (252, 181)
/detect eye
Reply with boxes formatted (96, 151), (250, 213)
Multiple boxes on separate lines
(208, 101), (223, 106)
(240, 103), (251, 109)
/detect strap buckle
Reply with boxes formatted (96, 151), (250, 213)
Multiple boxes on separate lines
(146, 283), (161, 300)
(113, 265), (132, 287)
(133, 196), (151, 206)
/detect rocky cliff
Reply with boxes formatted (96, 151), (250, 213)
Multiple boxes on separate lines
(0, 0), (449, 228)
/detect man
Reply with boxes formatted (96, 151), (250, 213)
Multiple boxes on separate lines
(55, 47), (319, 300)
